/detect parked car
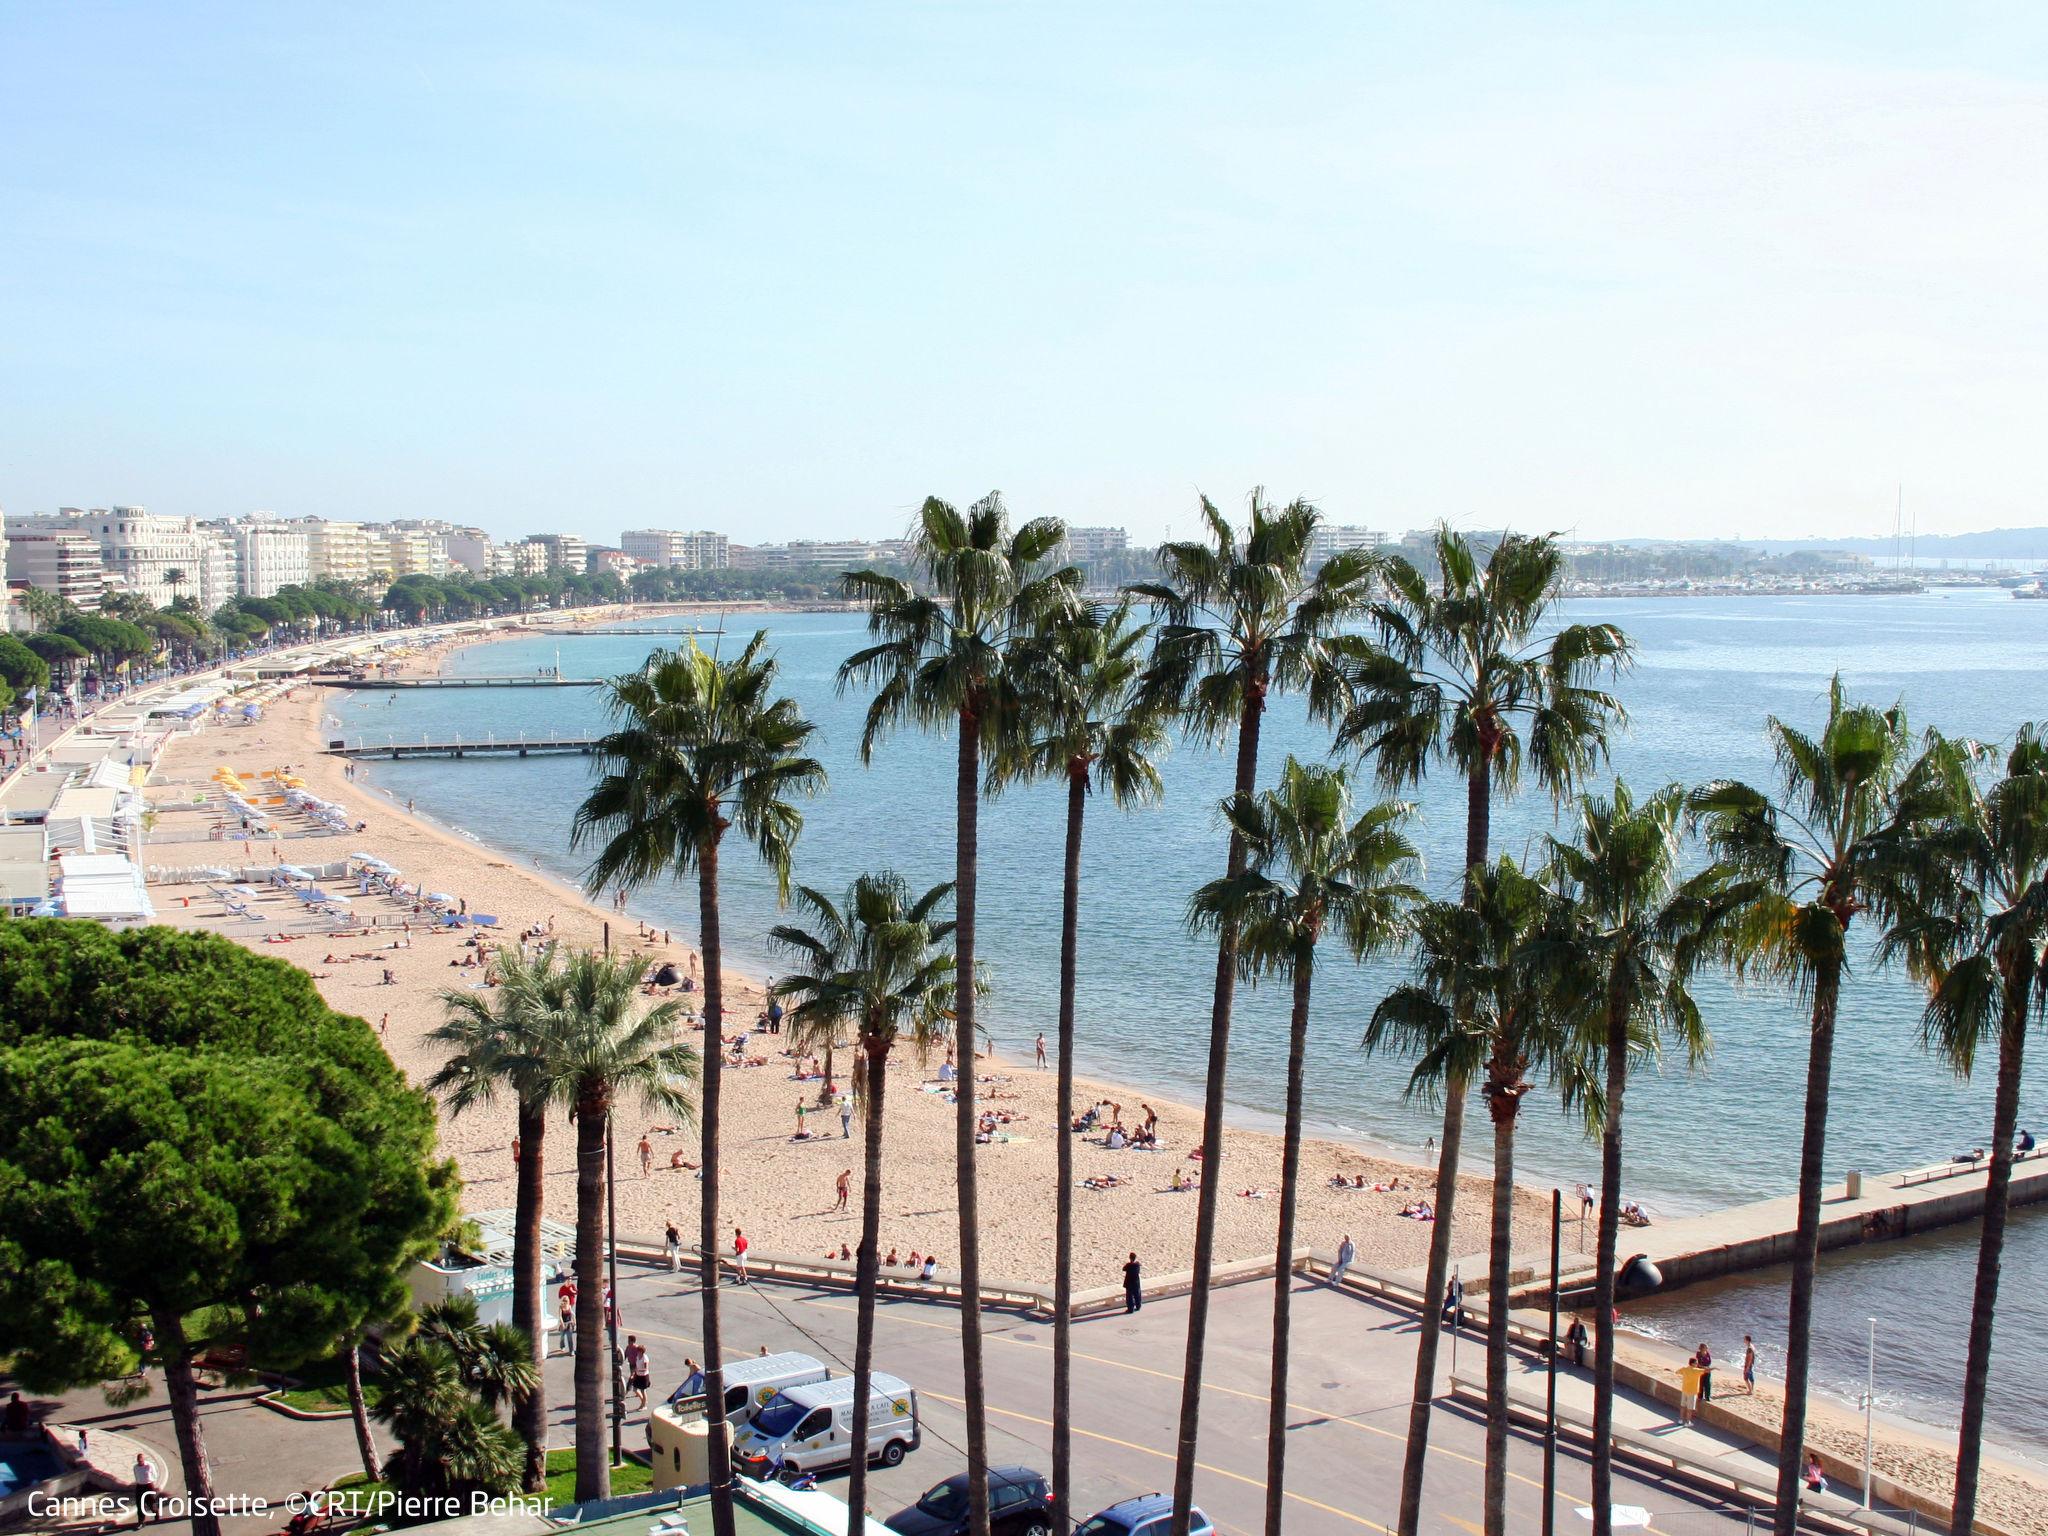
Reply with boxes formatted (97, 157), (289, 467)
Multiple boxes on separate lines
(1073, 1493), (1214, 1536)
(884, 1466), (1053, 1536)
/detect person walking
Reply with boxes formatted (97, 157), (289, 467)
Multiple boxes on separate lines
(834, 1168), (851, 1212)
(1035, 1031), (1047, 1068)
(1742, 1334), (1758, 1393)
(664, 1221), (681, 1273)
(638, 1133), (653, 1179)
(1122, 1251), (1143, 1313)
(1696, 1339), (1714, 1402)
(1442, 1271), (1464, 1330)
(1330, 1233), (1357, 1289)
(838, 1091), (853, 1139)
(557, 1291), (576, 1355)
(131, 1453), (156, 1528)
(733, 1226), (750, 1284)
(793, 1099), (808, 1138)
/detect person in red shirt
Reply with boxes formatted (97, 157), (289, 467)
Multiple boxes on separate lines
(734, 1227), (750, 1284)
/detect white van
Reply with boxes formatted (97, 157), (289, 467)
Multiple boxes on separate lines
(666, 1351), (831, 1430)
(732, 1372), (920, 1478)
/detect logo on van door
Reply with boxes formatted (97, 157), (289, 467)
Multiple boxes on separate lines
(891, 1399), (910, 1416)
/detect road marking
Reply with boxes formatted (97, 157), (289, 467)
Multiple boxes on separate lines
(921, 1389), (1394, 1534)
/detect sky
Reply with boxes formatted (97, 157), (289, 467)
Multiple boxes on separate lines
(3, 2), (2045, 547)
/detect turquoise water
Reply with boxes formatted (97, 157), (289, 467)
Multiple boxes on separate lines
(338, 590), (2046, 1450)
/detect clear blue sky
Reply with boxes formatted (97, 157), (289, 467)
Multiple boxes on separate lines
(3, 3), (2044, 545)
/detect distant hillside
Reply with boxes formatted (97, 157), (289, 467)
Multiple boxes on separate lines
(1731, 527), (2048, 560)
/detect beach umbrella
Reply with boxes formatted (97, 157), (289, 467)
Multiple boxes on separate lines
(279, 864), (314, 881)
(425, 891), (456, 905)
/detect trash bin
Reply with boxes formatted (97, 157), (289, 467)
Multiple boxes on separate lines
(1845, 1169), (1863, 1199)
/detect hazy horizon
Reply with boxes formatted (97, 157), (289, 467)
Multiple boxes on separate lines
(4, 3), (2045, 547)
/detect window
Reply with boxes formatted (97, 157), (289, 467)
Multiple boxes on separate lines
(795, 1408), (830, 1441)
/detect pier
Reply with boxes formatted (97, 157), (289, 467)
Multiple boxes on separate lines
(1498, 1150), (2048, 1306)
(527, 626), (726, 637)
(313, 675), (603, 689)
(323, 734), (602, 759)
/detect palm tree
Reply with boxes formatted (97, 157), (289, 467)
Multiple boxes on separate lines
(1126, 492), (1377, 1534)
(1879, 725), (2048, 1532)
(841, 492), (1079, 1536)
(373, 1334), (526, 1498)
(1365, 859), (1591, 1536)
(416, 1296), (542, 1418)
(993, 596), (1166, 1534)
(772, 873), (957, 1535)
(1189, 759), (1419, 1536)
(1691, 677), (1958, 1534)
(1335, 526), (1630, 1536)
(572, 633), (822, 1536)
(1539, 783), (1755, 1536)
(427, 944), (569, 1491)
(524, 950), (697, 1504)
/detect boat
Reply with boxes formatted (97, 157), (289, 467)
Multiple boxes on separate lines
(2015, 582), (2048, 600)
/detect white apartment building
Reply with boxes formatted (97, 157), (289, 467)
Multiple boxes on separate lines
(491, 539), (551, 578)
(730, 539), (911, 571)
(373, 526), (449, 579)
(527, 533), (589, 574)
(437, 526), (493, 576)
(10, 506), (229, 610)
(620, 528), (730, 570)
(221, 516), (312, 599)
(302, 520), (373, 586)
(4, 528), (106, 612)
(1306, 524), (1387, 564)
(1061, 526), (1129, 562)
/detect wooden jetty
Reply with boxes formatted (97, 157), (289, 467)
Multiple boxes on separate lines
(531, 626), (725, 637)
(313, 675), (602, 689)
(323, 734), (601, 759)
(1492, 1149), (2048, 1306)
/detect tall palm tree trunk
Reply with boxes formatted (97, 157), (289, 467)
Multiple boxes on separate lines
(1590, 987), (1628, 1536)
(1951, 973), (2030, 1531)
(697, 839), (738, 1536)
(1053, 768), (1086, 1536)
(1484, 1091), (1518, 1536)
(1172, 675), (1266, 1536)
(573, 1097), (611, 1504)
(1771, 960), (1840, 1534)
(1263, 955), (1315, 1536)
(342, 1339), (381, 1481)
(1395, 764), (1490, 1536)
(954, 710), (992, 1536)
(155, 1314), (223, 1536)
(512, 1099), (548, 1492)
(846, 1043), (890, 1535)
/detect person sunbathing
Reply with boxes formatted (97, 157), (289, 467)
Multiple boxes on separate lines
(884, 1247), (899, 1267)
(669, 1149), (697, 1170)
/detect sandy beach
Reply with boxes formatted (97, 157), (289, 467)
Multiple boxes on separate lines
(142, 625), (1549, 1291)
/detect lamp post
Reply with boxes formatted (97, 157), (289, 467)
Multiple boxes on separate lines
(1862, 1317), (1876, 1508)
(1543, 1188), (1561, 1536)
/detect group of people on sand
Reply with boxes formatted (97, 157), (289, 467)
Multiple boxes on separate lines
(1072, 1098), (1161, 1149)
(1329, 1171), (1412, 1193)
(808, 1243), (942, 1281)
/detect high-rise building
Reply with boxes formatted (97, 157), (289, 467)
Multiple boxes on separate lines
(8, 506), (222, 609)
(439, 526), (494, 576)
(527, 533), (590, 573)
(1061, 526), (1129, 562)
(620, 528), (730, 570)
(491, 539), (551, 578)
(373, 526), (449, 579)
(1306, 524), (1387, 564)
(220, 516), (312, 599)
(302, 519), (373, 586)
(728, 539), (911, 571)
(4, 527), (106, 612)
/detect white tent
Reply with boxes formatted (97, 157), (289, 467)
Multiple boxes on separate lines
(55, 853), (156, 921)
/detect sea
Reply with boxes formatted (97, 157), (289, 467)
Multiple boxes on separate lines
(332, 589), (2046, 1459)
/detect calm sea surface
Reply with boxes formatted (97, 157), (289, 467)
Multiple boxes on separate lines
(336, 590), (2047, 1454)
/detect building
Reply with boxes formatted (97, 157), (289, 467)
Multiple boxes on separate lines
(620, 528), (730, 570)
(439, 526), (494, 576)
(373, 525), (449, 579)
(527, 532), (590, 574)
(4, 528), (105, 612)
(491, 538), (551, 578)
(1306, 523), (1387, 564)
(729, 538), (912, 571)
(1062, 525), (1129, 562)
(8, 507), (227, 610)
(302, 519), (373, 586)
(221, 516), (312, 599)
(588, 547), (642, 577)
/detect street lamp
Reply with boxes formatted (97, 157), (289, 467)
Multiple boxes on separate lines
(1862, 1317), (1877, 1508)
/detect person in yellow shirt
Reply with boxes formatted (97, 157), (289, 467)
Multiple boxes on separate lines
(1676, 1353), (1707, 1424)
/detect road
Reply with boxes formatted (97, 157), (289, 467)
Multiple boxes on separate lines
(578, 1261), (1768, 1536)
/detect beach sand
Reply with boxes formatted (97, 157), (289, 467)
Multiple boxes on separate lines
(143, 631), (1547, 1292)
